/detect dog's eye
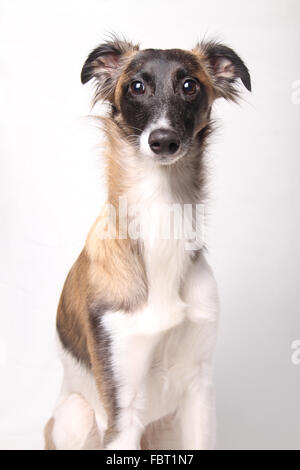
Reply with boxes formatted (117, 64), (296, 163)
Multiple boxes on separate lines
(130, 81), (145, 95)
(182, 79), (197, 95)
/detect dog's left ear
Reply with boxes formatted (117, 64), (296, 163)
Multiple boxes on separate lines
(195, 41), (251, 100)
(81, 36), (139, 102)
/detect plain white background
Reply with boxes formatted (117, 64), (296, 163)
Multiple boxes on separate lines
(0, 0), (299, 450)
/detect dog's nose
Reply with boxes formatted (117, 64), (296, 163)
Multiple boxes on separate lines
(148, 129), (180, 155)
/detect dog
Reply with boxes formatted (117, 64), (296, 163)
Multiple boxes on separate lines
(44, 35), (251, 450)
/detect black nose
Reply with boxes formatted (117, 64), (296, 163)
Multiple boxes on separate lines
(148, 129), (180, 155)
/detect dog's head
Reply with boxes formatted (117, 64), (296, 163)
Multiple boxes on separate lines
(81, 36), (251, 165)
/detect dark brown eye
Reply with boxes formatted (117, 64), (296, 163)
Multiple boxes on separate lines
(130, 81), (145, 95)
(182, 79), (197, 95)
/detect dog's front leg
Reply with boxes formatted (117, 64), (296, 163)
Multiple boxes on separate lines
(179, 364), (216, 450)
(101, 310), (162, 450)
(180, 253), (219, 450)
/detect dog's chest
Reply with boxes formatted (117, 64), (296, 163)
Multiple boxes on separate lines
(143, 319), (204, 424)
(128, 164), (195, 316)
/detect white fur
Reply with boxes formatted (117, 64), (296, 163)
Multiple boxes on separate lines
(52, 393), (96, 450)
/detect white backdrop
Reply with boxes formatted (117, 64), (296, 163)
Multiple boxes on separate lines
(1, 0), (299, 450)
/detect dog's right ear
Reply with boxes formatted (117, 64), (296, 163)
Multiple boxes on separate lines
(81, 37), (139, 102)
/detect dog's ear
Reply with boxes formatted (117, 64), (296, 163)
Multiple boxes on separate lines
(81, 37), (139, 102)
(195, 41), (251, 100)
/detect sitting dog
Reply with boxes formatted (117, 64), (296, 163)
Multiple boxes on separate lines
(44, 35), (251, 450)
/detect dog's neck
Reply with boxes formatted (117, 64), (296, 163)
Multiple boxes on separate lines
(100, 119), (209, 314)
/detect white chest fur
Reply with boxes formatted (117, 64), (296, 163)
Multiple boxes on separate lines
(126, 160), (197, 331)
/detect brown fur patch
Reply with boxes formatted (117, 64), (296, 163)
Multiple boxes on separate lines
(56, 250), (91, 368)
(189, 49), (216, 104)
(86, 218), (147, 311)
(114, 50), (140, 110)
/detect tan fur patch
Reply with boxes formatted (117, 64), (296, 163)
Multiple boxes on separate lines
(56, 250), (91, 368)
(190, 48), (215, 104)
(114, 50), (140, 110)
